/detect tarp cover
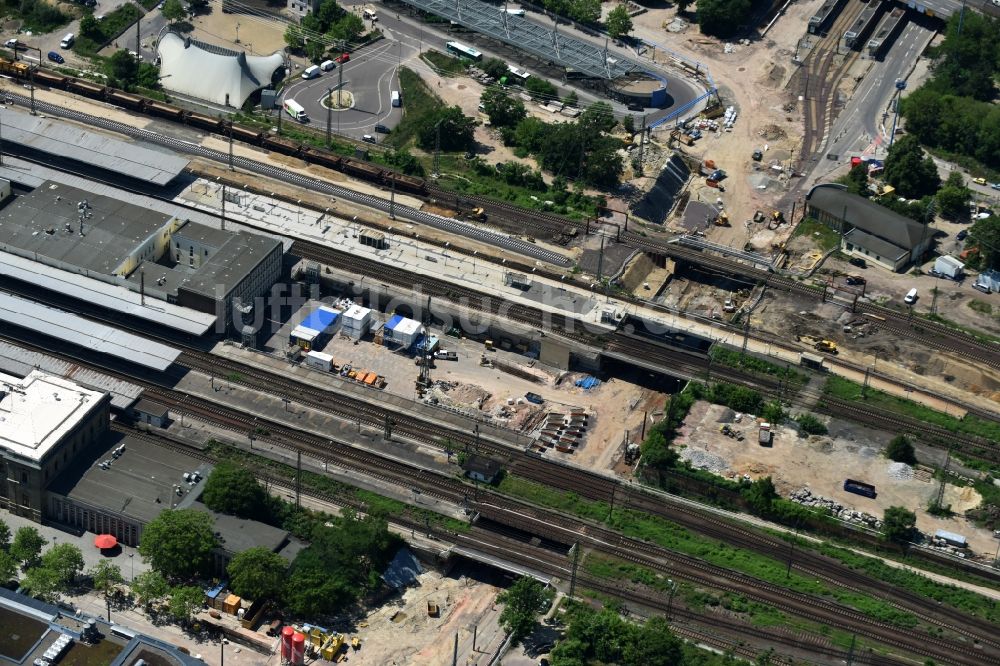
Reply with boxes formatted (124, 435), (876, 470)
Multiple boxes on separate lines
(381, 547), (422, 589)
(157, 33), (284, 107)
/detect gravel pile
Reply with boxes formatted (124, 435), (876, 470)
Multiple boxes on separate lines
(680, 449), (729, 474)
(887, 462), (914, 481)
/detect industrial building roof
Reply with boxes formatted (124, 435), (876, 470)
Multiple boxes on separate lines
(169, 230), (281, 299)
(1, 110), (189, 185)
(0, 341), (143, 411)
(0, 251), (217, 336)
(0, 181), (175, 275)
(193, 502), (289, 555)
(157, 33), (285, 108)
(385, 314), (403, 331)
(50, 436), (211, 527)
(343, 304), (371, 321)
(806, 184), (926, 251)
(393, 317), (422, 337)
(843, 228), (907, 262)
(0, 292), (181, 371)
(0, 369), (107, 462)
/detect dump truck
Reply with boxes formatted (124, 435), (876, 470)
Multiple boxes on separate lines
(427, 601), (440, 617)
(753, 210), (766, 223)
(758, 423), (772, 446)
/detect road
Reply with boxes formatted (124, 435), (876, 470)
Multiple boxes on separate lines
(914, 0), (1000, 19)
(818, 19), (936, 172)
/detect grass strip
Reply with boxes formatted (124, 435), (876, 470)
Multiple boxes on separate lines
(708, 346), (807, 384)
(501, 475), (939, 629)
(792, 217), (841, 252)
(208, 441), (470, 533)
(919, 312), (1000, 345)
(420, 49), (467, 75)
(823, 375), (1000, 442)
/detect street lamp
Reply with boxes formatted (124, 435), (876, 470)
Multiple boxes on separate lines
(235, 22), (240, 44)
(665, 579), (676, 622)
(220, 637), (229, 666)
(128, 553), (134, 581)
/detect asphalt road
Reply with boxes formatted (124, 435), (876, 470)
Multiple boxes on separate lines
(281, 30), (407, 140)
(817, 19), (935, 175)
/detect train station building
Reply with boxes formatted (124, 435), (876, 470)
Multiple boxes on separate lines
(0, 180), (283, 334)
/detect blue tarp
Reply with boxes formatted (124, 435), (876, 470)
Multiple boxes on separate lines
(575, 376), (600, 390)
(204, 581), (227, 600)
(381, 548), (422, 589)
(300, 308), (339, 333)
(385, 314), (404, 331)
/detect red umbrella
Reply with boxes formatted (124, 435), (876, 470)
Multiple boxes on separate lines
(94, 534), (117, 549)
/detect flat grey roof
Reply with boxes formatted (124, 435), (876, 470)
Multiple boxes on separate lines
(0, 291), (181, 371)
(806, 183), (924, 250)
(177, 230), (280, 298)
(192, 502), (289, 555)
(50, 436), (211, 526)
(2, 109), (189, 185)
(0, 181), (174, 275)
(0, 250), (217, 336)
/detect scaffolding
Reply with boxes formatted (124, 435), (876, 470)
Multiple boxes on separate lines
(396, 0), (647, 80)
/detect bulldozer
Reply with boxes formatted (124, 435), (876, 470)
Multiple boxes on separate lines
(814, 339), (838, 354)
(466, 207), (487, 221)
(714, 211), (730, 226)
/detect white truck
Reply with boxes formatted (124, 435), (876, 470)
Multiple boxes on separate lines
(283, 99), (309, 122)
(932, 255), (964, 280)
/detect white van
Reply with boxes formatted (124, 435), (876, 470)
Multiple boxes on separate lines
(363, 8), (378, 20)
(320, 59), (336, 72)
(904, 288), (918, 305)
(302, 65), (321, 79)
(390, 90), (401, 107)
(60, 33), (74, 49)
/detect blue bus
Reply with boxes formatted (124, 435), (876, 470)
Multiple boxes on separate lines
(446, 41), (482, 61)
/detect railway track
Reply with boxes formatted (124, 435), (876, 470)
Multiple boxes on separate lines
(112, 426), (915, 666)
(12, 88), (1000, 377)
(6, 329), (999, 663)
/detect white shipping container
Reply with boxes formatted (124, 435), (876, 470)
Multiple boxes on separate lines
(305, 350), (334, 371)
(933, 255), (964, 280)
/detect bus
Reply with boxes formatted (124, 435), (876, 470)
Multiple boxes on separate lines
(283, 99), (309, 122)
(445, 41), (482, 61)
(507, 64), (530, 80)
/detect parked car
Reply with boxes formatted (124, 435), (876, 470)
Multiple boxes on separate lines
(846, 275), (866, 285)
(374, 123), (390, 134)
(957, 229), (969, 241)
(334, 52), (350, 64)
(973, 177), (987, 185)
(47, 51), (64, 64)
(848, 256), (867, 268)
(992, 182), (1000, 191)
(362, 134), (376, 144)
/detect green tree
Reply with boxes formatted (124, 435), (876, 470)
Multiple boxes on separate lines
(0, 518), (11, 551)
(837, 163), (871, 197)
(10, 526), (46, 568)
(0, 551), (17, 585)
(883, 134), (941, 198)
(416, 106), (476, 153)
(623, 616), (683, 665)
(202, 462), (268, 520)
(606, 4), (633, 38)
(330, 13), (364, 42)
(79, 13), (99, 39)
(742, 476), (778, 516)
(41, 543), (84, 586)
(284, 24), (305, 50)
(579, 101), (617, 134)
(496, 576), (549, 642)
(640, 429), (678, 470)
(885, 434), (916, 464)
(481, 87), (527, 128)
(569, 0), (601, 23)
(525, 76), (558, 101)
(675, 0), (693, 13)
(161, 0), (185, 22)
(936, 171), (971, 220)
(969, 214), (1000, 268)
(481, 57), (508, 81)
(139, 509), (217, 580)
(883, 505), (917, 544)
(20, 566), (60, 603)
(562, 90), (579, 108)
(696, 0), (752, 38)
(795, 413), (828, 436)
(228, 547), (287, 601)
(621, 114), (635, 135)
(761, 400), (786, 424)
(89, 560), (123, 618)
(106, 50), (139, 85)
(131, 570), (171, 607)
(168, 585), (205, 623)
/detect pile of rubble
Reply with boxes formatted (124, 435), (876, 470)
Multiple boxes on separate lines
(758, 124), (787, 141)
(887, 462), (914, 481)
(789, 488), (883, 530)
(680, 448), (729, 473)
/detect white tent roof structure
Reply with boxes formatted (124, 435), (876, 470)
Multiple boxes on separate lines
(157, 33), (284, 107)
